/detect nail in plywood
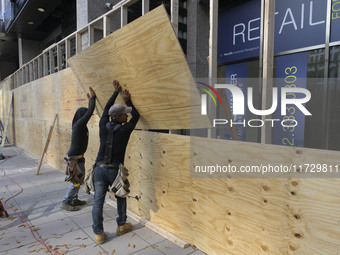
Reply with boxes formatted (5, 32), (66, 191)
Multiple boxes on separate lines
(68, 6), (210, 130)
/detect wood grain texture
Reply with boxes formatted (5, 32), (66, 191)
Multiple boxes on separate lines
(58, 69), (90, 124)
(125, 131), (193, 243)
(125, 131), (340, 255)
(32, 75), (58, 122)
(0, 79), (13, 143)
(1, 68), (340, 254)
(68, 6), (210, 130)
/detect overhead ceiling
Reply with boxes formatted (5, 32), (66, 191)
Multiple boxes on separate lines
(0, 0), (75, 67)
(5, 0), (63, 40)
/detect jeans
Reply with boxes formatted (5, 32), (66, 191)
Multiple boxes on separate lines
(92, 165), (127, 234)
(63, 159), (85, 203)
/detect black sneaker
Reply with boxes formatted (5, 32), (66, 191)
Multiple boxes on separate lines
(72, 199), (86, 206)
(60, 201), (80, 211)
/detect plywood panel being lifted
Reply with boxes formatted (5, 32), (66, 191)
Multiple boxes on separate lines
(68, 6), (210, 130)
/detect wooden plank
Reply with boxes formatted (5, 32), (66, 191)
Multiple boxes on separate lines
(142, 0), (149, 15)
(103, 16), (111, 37)
(261, 0), (275, 144)
(68, 6), (210, 130)
(121, 6), (128, 27)
(36, 114), (58, 175)
(1, 92), (13, 147)
(171, 0), (178, 36)
(208, 0), (218, 138)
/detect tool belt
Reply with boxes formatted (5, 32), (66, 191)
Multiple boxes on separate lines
(108, 163), (130, 198)
(64, 155), (84, 186)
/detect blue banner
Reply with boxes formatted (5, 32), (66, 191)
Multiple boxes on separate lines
(274, 0), (327, 53)
(218, 0), (261, 64)
(331, 0), (340, 42)
(218, 0), (330, 64)
(273, 52), (308, 147)
(225, 62), (248, 141)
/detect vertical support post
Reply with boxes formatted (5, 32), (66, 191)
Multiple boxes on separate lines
(29, 63), (33, 82)
(76, 33), (82, 53)
(20, 69), (24, 86)
(121, 6), (128, 27)
(32, 60), (36, 80)
(57, 44), (62, 71)
(103, 16), (111, 37)
(323, 0), (332, 149)
(88, 25), (95, 47)
(49, 49), (54, 74)
(208, 0), (218, 139)
(142, 0), (150, 15)
(260, 0), (275, 144)
(171, 0), (179, 36)
(18, 37), (23, 67)
(43, 53), (48, 76)
(38, 56), (42, 78)
(23, 66), (26, 84)
(65, 39), (71, 67)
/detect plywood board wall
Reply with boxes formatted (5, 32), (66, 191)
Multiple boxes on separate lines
(1, 66), (340, 254)
(125, 131), (340, 255)
(68, 6), (210, 130)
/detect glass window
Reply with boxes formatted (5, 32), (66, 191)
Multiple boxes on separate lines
(327, 46), (340, 150)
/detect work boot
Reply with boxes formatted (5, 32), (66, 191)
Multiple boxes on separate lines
(72, 199), (86, 206)
(116, 222), (132, 236)
(95, 232), (106, 244)
(60, 201), (79, 211)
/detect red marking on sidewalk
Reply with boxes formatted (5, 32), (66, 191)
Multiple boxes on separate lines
(75, 98), (86, 102)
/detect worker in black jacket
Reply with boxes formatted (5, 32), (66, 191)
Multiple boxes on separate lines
(61, 87), (96, 211)
(92, 80), (139, 244)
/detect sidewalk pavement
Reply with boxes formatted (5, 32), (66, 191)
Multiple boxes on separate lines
(0, 146), (205, 255)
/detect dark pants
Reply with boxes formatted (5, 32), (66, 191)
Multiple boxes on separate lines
(92, 165), (127, 234)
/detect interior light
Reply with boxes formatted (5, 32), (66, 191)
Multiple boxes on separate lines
(37, 8), (45, 12)
(27, 21), (34, 25)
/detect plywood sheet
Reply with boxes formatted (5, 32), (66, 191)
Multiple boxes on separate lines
(68, 6), (210, 130)
(14, 118), (28, 151)
(126, 131), (193, 242)
(28, 119), (45, 159)
(32, 75), (59, 122)
(126, 131), (340, 255)
(1, 78), (13, 143)
(58, 69), (90, 124)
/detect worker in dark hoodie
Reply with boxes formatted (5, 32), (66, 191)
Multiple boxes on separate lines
(61, 86), (96, 211)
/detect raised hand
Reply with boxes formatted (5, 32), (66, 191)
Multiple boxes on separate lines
(122, 89), (131, 102)
(113, 80), (121, 93)
(87, 86), (96, 100)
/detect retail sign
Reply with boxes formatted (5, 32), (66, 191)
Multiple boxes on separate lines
(218, 0), (329, 63)
(331, 0), (340, 42)
(218, 0), (261, 63)
(273, 52), (309, 147)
